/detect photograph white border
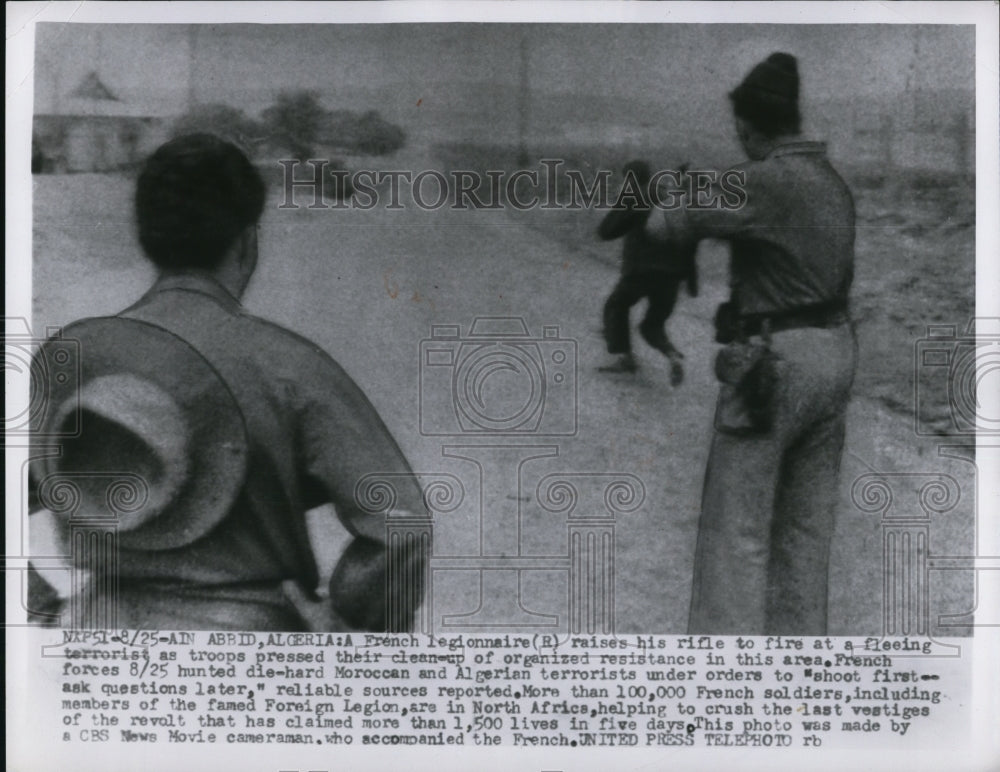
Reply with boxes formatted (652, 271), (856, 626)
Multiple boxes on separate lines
(6, 3), (998, 771)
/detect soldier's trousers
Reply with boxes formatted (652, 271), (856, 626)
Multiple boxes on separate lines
(688, 323), (858, 635)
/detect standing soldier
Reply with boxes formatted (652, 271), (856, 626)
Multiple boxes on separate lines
(598, 160), (699, 382)
(670, 53), (857, 634)
(30, 134), (427, 631)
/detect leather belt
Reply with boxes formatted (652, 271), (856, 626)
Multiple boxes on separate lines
(741, 300), (849, 336)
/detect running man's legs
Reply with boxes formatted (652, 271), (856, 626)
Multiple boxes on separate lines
(603, 274), (646, 354)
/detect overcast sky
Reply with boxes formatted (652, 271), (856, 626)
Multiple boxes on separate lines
(35, 22), (973, 111)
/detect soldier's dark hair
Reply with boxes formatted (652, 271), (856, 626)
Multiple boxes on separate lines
(730, 90), (801, 139)
(136, 133), (266, 270)
(729, 52), (802, 139)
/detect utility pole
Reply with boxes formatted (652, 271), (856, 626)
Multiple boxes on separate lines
(96, 25), (105, 72)
(517, 32), (529, 167)
(187, 26), (198, 108)
(50, 39), (62, 113)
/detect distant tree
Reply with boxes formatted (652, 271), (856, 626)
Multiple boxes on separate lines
(353, 110), (406, 156)
(325, 109), (360, 146)
(321, 108), (406, 157)
(258, 93), (406, 158)
(171, 103), (264, 154)
(260, 90), (328, 159)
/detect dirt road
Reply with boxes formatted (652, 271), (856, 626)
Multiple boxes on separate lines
(30, 172), (974, 634)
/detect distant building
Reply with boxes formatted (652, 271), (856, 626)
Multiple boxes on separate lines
(33, 72), (171, 173)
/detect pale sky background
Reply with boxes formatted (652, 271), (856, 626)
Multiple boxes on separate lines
(33, 23), (974, 152)
(35, 23), (973, 104)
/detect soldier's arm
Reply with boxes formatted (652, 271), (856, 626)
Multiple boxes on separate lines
(295, 353), (427, 632)
(660, 165), (757, 241)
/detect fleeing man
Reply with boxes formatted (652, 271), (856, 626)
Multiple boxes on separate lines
(599, 160), (699, 382)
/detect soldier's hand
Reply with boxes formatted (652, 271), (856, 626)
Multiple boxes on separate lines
(282, 580), (350, 631)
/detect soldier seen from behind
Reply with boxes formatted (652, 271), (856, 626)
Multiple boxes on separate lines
(669, 52), (858, 635)
(29, 133), (428, 632)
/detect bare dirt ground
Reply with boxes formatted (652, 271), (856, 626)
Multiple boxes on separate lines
(29, 165), (976, 635)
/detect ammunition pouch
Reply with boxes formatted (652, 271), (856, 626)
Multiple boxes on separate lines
(713, 332), (780, 435)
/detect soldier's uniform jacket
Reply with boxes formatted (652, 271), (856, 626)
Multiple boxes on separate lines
(680, 140), (859, 635)
(87, 271), (426, 629)
(679, 140), (855, 315)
